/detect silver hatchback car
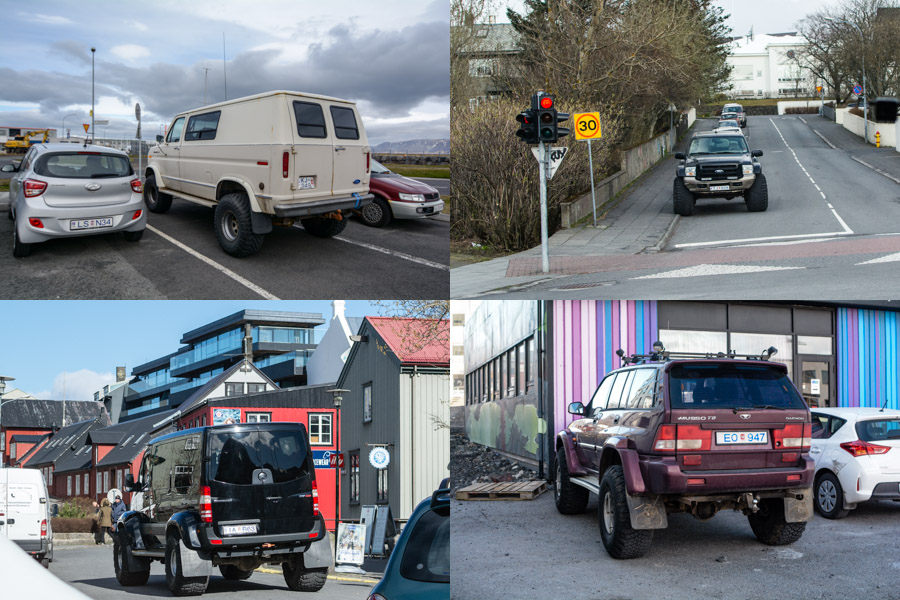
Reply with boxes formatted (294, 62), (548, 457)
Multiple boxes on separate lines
(3, 143), (146, 257)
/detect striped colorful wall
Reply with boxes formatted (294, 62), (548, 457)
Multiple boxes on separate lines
(551, 300), (658, 436)
(837, 308), (900, 410)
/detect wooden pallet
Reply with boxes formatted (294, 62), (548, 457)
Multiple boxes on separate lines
(455, 480), (547, 501)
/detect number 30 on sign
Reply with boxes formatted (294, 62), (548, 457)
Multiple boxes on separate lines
(574, 112), (601, 140)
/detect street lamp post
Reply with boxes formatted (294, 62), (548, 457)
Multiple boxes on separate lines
(327, 388), (349, 534)
(91, 47), (96, 145)
(61, 113), (77, 140)
(0, 375), (16, 468)
(825, 17), (868, 143)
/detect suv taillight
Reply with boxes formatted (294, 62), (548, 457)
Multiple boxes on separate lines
(774, 423), (811, 451)
(840, 440), (891, 457)
(653, 424), (712, 451)
(130, 178), (143, 193)
(654, 424), (676, 451)
(24, 179), (48, 197)
(41, 519), (47, 537)
(283, 151), (289, 178)
(200, 486), (212, 523)
(312, 479), (319, 516)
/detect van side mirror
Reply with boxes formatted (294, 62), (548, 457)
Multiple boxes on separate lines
(156, 134), (164, 143)
(751, 150), (763, 157)
(124, 473), (135, 491)
(568, 402), (586, 416)
(674, 152), (686, 160)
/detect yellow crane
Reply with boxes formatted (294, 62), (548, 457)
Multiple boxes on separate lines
(4, 129), (51, 154)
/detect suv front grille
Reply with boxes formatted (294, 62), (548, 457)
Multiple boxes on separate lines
(697, 164), (741, 180)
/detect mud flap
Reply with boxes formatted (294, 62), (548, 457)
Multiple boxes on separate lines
(783, 488), (813, 523)
(626, 492), (668, 530)
(179, 539), (213, 578)
(251, 211), (273, 234)
(302, 534), (334, 570)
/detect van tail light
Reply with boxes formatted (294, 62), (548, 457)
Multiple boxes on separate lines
(774, 424), (811, 451)
(840, 440), (891, 457)
(366, 151), (370, 173)
(24, 179), (48, 197)
(130, 178), (143, 193)
(200, 486), (213, 523)
(283, 151), (289, 178)
(654, 424), (676, 451)
(676, 425), (711, 451)
(311, 479), (320, 516)
(41, 519), (47, 538)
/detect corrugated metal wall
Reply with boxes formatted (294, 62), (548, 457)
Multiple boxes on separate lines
(837, 307), (899, 409)
(400, 371), (450, 520)
(551, 300), (658, 435)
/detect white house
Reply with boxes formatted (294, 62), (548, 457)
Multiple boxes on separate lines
(726, 32), (814, 99)
(305, 300), (363, 386)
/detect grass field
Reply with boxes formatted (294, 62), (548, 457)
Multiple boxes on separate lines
(383, 163), (449, 179)
(0, 179), (9, 192)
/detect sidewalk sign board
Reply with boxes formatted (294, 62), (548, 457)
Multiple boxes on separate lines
(335, 521), (367, 574)
(369, 504), (396, 558)
(360, 505), (377, 553)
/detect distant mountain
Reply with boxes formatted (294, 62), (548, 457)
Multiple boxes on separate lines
(373, 139), (449, 154)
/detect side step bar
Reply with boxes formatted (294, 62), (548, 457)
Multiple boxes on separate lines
(569, 475), (600, 495)
(131, 548), (166, 559)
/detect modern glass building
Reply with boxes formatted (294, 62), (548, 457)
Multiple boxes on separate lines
(120, 310), (324, 422)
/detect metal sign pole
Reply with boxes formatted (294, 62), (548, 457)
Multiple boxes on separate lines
(588, 139), (597, 227)
(539, 141), (549, 274)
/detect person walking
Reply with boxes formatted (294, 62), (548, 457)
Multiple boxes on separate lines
(91, 501), (103, 544)
(98, 498), (113, 544)
(111, 494), (126, 531)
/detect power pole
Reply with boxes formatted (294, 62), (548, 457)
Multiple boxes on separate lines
(202, 67), (211, 105)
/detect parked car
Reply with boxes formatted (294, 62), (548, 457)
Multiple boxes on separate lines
(357, 159), (443, 227)
(722, 103), (747, 127)
(713, 119), (742, 135)
(0, 467), (53, 567)
(367, 479), (450, 600)
(115, 422), (332, 596)
(3, 143), (146, 257)
(810, 407), (900, 519)
(555, 344), (814, 559)
(145, 90), (374, 257)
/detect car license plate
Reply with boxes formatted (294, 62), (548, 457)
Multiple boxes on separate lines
(71, 217), (114, 230)
(298, 176), (316, 190)
(716, 431), (768, 445)
(709, 185), (730, 192)
(222, 524), (258, 536)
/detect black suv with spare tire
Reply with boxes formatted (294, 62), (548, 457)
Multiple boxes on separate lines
(554, 344), (814, 559)
(673, 131), (767, 216)
(114, 422), (332, 596)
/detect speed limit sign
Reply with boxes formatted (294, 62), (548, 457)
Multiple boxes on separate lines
(574, 112), (601, 140)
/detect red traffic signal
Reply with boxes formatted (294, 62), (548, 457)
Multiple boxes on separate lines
(540, 96), (554, 109)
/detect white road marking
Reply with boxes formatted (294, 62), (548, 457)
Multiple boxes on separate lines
(631, 264), (804, 279)
(146, 225), (281, 300)
(857, 252), (900, 265)
(812, 129), (837, 149)
(675, 230), (852, 248)
(333, 236), (450, 271)
(798, 116), (807, 124)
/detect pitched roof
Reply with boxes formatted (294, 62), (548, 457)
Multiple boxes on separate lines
(365, 317), (450, 366)
(12, 433), (49, 467)
(9, 434), (47, 443)
(0, 399), (106, 429)
(92, 411), (176, 467)
(27, 418), (104, 473)
(173, 360), (279, 419)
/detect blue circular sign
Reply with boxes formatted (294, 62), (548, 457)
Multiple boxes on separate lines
(369, 447), (390, 470)
(853, 84), (862, 95)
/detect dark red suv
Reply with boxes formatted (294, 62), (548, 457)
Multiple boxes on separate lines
(554, 344), (814, 559)
(356, 159), (443, 227)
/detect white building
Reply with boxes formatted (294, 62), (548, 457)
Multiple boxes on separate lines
(726, 32), (814, 99)
(305, 300), (363, 386)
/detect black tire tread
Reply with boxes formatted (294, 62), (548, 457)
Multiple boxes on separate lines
(12, 224), (31, 258)
(144, 174), (172, 213)
(114, 530), (150, 586)
(282, 557), (328, 592)
(124, 229), (144, 242)
(599, 465), (654, 559)
(166, 534), (209, 596)
(214, 193), (265, 257)
(744, 173), (768, 212)
(748, 498), (807, 545)
(301, 215), (347, 238)
(554, 447), (589, 515)
(673, 177), (694, 216)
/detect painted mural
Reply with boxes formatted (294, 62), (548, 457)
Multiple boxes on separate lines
(551, 300), (658, 436)
(837, 308), (899, 409)
(465, 393), (547, 460)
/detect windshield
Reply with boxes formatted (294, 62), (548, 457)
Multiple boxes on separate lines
(207, 429), (310, 484)
(35, 152), (133, 179)
(689, 136), (748, 155)
(668, 363), (806, 409)
(370, 159), (391, 174)
(399, 508), (450, 584)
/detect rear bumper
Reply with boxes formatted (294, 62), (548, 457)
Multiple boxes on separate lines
(14, 539), (49, 555)
(272, 193), (373, 218)
(640, 455), (815, 495)
(199, 516), (326, 558)
(390, 198), (444, 219)
(16, 193), (146, 244)
(842, 462), (900, 503)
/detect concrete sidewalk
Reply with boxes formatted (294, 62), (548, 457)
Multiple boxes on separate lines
(801, 114), (900, 184)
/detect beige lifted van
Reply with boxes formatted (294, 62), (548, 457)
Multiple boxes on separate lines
(145, 90), (373, 257)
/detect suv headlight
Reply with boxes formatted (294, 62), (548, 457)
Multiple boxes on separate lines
(742, 164), (753, 175)
(399, 193), (425, 202)
(685, 166), (696, 177)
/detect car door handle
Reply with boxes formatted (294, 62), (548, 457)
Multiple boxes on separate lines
(6, 518), (13, 525)
(334, 146), (346, 152)
(810, 448), (821, 454)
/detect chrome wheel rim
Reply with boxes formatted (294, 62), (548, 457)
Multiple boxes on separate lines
(818, 480), (837, 513)
(170, 546), (178, 577)
(603, 492), (614, 534)
(222, 212), (239, 241)
(555, 464), (561, 500)
(362, 202), (383, 223)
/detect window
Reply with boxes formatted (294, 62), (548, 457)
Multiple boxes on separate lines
(330, 106), (359, 140)
(526, 338), (535, 388)
(247, 382), (266, 393)
(116, 469), (123, 491)
(399, 508), (449, 584)
(225, 382), (244, 396)
(201, 415), (207, 426)
(84, 473), (90, 496)
(452, 345), (464, 356)
(246, 412), (271, 423)
(309, 414), (332, 445)
(589, 373), (618, 416)
(96, 471), (102, 495)
(349, 452), (360, 504)
(166, 116), (185, 143)
(518, 343), (526, 394)
(607, 371), (634, 410)
(453, 375), (464, 391)
(103, 470), (109, 493)
(8, 442), (15, 460)
(499, 355), (506, 399)
(173, 465), (193, 493)
(452, 314), (465, 326)
(67, 476), (72, 496)
(625, 369), (657, 409)
(659, 329), (727, 354)
(363, 383), (373, 423)
(75, 475), (80, 496)
(377, 467), (388, 503)
(507, 350), (516, 396)
(798, 336), (832, 355)
(293, 101), (327, 138)
(184, 110), (221, 141)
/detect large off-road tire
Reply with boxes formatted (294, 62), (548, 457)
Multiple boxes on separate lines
(598, 466), (654, 559)
(282, 555), (328, 592)
(301, 215), (347, 238)
(214, 193), (265, 258)
(359, 197), (392, 227)
(554, 447), (589, 515)
(815, 472), (850, 519)
(124, 229), (144, 242)
(143, 174), (172, 213)
(744, 173), (768, 212)
(165, 533), (209, 596)
(219, 565), (254, 580)
(748, 498), (807, 545)
(673, 177), (695, 216)
(12, 223), (31, 258)
(114, 529), (151, 586)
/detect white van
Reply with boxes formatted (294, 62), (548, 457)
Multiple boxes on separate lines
(0, 468), (53, 567)
(145, 90), (374, 257)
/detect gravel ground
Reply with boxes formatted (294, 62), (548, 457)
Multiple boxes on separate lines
(450, 431), (541, 489)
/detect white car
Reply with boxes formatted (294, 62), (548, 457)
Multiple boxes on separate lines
(713, 119), (742, 135)
(810, 407), (900, 518)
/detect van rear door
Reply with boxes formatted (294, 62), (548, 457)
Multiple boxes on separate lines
(326, 102), (369, 199)
(2, 470), (44, 550)
(289, 98), (336, 203)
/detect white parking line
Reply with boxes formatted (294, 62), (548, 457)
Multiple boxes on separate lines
(333, 236), (450, 271)
(146, 225), (281, 300)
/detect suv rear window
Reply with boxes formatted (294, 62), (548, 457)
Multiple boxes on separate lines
(35, 153), (132, 179)
(855, 419), (900, 442)
(207, 429), (310, 484)
(399, 508), (449, 584)
(668, 363), (805, 410)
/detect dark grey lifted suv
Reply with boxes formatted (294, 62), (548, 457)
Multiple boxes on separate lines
(114, 423), (332, 596)
(555, 343), (814, 559)
(673, 131), (767, 216)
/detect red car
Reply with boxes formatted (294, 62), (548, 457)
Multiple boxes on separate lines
(358, 160), (444, 227)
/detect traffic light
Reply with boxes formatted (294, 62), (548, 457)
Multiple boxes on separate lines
(873, 97), (899, 123)
(515, 109), (538, 144)
(536, 94), (558, 143)
(556, 111), (570, 140)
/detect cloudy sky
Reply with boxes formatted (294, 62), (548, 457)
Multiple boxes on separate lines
(0, 0), (448, 145)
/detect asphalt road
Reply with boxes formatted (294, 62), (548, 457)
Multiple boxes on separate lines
(451, 490), (900, 600)
(49, 544), (375, 600)
(414, 177), (449, 196)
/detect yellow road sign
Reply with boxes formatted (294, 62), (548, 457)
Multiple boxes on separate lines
(574, 112), (601, 140)
(816, 86), (823, 93)
(83, 123), (89, 133)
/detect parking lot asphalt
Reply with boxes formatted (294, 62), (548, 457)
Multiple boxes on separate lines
(451, 490), (900, 600)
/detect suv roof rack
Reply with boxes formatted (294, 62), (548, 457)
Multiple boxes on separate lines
(616, 344), (778, 366)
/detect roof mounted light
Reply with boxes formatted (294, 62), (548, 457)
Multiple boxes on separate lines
(652, 341), (665, 353)
(761, 346), (778, 361)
